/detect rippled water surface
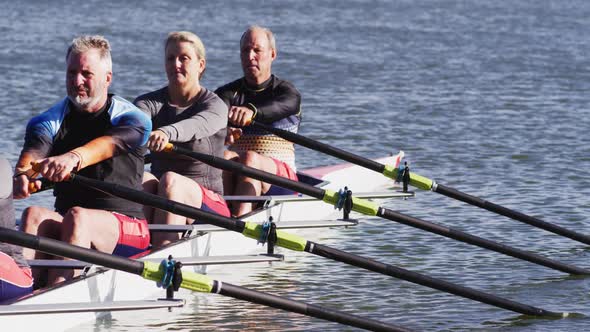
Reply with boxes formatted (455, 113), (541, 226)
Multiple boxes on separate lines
(2, 1), (590, 331)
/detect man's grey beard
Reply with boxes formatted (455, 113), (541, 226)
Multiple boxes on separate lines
(67, 94), (102, 112)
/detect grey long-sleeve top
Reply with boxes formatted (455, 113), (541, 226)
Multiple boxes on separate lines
(134, 87), (227, 194)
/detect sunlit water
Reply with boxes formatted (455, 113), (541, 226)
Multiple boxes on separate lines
(2, 1), (590, 331)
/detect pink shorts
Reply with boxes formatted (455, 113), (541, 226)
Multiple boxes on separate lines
(266, 158), (299, 195)
(273, 158), (298, 181)
(197, 184), (231, 218)
(0, 252), (33, 301)
(111, 213), (150, 257)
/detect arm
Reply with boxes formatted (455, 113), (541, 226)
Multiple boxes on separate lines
(134, 94), (165, 151)
(34, 103), (151, 182)
(32, 135), (118, 182)
(13, 116), (54, 198)
(156, 97), (228, 143)
(214, 85), (235, 109)
(13, 151), (42, 199)
(215, 84), (253, 128)
(251, 82), (301, 123)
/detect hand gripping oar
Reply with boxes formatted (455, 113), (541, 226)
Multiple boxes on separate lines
(249, 121), (590, 246)
(67, 174), (568, 317)
(0, 227), (408, 332)
(163, 144), (590, 276)
(28, 178), (54, 194)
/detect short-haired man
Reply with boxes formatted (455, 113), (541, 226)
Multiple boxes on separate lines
(14, 35), (152, 285)
(216, 26), (302, 216)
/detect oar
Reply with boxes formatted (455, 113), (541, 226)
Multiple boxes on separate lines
(250, 121), (590, 246)
(0, 227), (409, 332)
(67, 174), (568, 317)
(164, 144), (590, 276)
(28, 178), (54, 194)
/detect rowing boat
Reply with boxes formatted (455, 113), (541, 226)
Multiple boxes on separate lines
(0, 152), (410, 330)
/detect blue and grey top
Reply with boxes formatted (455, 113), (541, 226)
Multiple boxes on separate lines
(22, 95), (151, 217)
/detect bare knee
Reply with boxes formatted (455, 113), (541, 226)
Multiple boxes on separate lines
(224, 150), (239, 161)
(21, 206), (48, 233)
(62, 207), (90, 237)
(242, 151), (263, 168)
(158, 172), (183, 196)
(242, 151), (276, 176)
(142, 172), (159, 194)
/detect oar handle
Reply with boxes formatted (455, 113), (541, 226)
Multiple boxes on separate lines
(28, 178), (54, 194)
(163, 143), (175, 152)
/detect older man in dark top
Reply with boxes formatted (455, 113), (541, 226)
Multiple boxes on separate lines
(14, 35), (152, 285)
(216, 25), (302, 216)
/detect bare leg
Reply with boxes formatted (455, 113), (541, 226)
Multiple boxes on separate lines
(142, 172), (159, 223)
(20, 207), (63, 259)
(47, 207), (119, 285)
(233, 151), (277, 216)
(223, 150), (240, 197)
(151, 172), (204, 248)
(20, 207), (63, 287)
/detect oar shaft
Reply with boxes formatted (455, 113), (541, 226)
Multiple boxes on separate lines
(306, 242), (562, 317)
(218, 282), (411, 332)
(170, 145), (325, 198)
(0, 227), (144, 275)
(435, 184), (590, 245)
(251, 121), (386, 173)
(377, 208), (590, 275)
(71, 174), (246, 233)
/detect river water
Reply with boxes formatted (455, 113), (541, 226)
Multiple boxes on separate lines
(1, 0), (590, 331)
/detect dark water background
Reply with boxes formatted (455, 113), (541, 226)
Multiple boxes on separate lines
(1, 1), (590, 331)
